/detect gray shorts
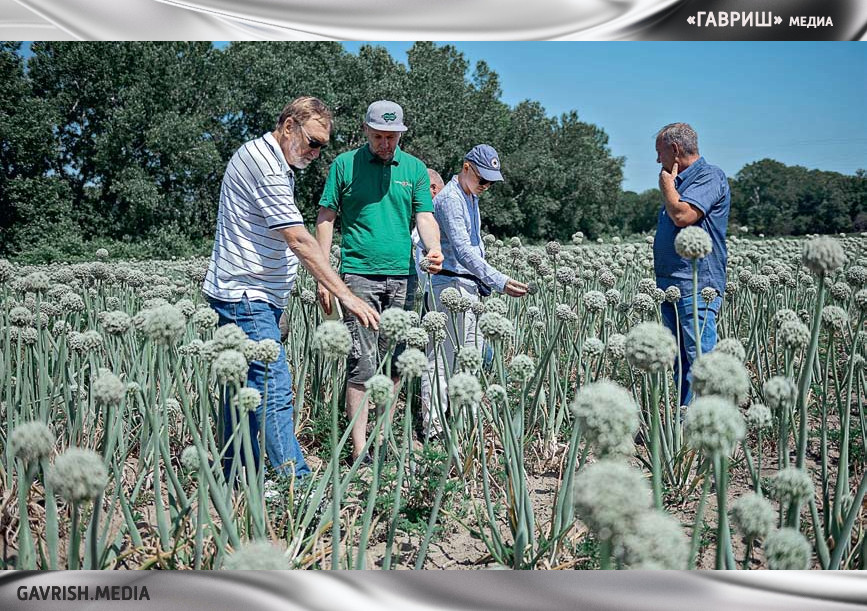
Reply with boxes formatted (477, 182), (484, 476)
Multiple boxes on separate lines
(342, 273), (417, 384)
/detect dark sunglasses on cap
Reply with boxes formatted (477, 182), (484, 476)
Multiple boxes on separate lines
(298, 123), (328, 150)
(468, 163), (492, 186)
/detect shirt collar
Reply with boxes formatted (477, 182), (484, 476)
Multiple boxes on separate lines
(450, 174), (477, 205)
(262, 132), (293, 175)
(364, 144), (401, 166)
(675, 156), (705, 188)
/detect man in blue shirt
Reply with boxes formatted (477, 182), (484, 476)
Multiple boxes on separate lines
(421, 144), (528, 437)
(653, 122), (731, 406)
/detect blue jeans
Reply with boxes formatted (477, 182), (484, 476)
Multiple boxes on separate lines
(207, 295), (310, 479)
(660, 294), (722, 406)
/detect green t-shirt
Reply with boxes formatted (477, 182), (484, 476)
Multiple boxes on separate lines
(319, 145), (433, 275)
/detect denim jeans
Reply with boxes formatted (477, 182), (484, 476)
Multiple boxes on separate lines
(660, 294), (722, 406)
(207, 295), (310, 479)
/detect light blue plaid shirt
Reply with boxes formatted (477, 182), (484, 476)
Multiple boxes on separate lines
(431, 176), (507, 293)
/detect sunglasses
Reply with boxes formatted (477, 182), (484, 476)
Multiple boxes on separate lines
(298, 123), (328, 150)
(468, 163), (492, 186)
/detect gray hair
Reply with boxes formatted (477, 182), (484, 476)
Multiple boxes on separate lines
(427, 168), (444, 189)
(656, 123), (699, 156)
(275, 96), (332, 132)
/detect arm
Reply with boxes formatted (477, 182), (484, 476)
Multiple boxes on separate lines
(438, 195), (511, 293)
(314, 145), (343, 312)
(316, 206), (337, 257)
(280, 225), (379, 329)
(414, 211), (443, 273)
(314, 206), (338, 313)
(659, 162), (704, 228)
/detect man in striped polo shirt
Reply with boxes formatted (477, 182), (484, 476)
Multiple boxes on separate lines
(204, 96), (379, 480)
(316, 100), (443, 462)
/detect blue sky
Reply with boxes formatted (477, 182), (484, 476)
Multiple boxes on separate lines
(343, 42), (867, 192)
(20, 42), (866, 193)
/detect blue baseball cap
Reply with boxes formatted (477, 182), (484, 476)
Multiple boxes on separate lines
(464, 144), (503, 182)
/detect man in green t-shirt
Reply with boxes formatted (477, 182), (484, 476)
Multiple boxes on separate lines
(316, 100), (443, 462)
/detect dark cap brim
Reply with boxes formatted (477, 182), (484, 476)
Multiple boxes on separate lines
(477, 166), (504, 182)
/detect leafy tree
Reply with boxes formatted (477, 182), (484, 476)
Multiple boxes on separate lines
(4, 42), (861, 261)
(27, 42), (226, 243)
(616, 189), (662, 235)
(850, 169), (867, 232)
(731, 159), (865, 235)
(0, 42), (72, 254)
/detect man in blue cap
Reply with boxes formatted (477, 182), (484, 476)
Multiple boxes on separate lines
(420, 144), (528, 438)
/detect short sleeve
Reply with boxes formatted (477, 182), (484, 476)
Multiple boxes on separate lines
(679, 171), (723, 215)
(252, 173), (303, 230)
(319, 159), (342, 211)
(412, 163), (434, 214)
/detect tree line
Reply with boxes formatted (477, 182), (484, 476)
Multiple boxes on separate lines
(1, 42), (863, 262)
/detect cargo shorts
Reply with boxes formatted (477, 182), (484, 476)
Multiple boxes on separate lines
(342, 273), (417, 384)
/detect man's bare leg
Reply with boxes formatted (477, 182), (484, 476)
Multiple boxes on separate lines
(348, 376), (405, 460)
(346, 382), (369, 460)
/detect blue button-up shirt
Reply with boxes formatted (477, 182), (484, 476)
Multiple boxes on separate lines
(431, 176), (508, 293)
(653, 157), (730, 296)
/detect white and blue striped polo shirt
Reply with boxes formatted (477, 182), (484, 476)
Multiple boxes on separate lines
(203, 132), (305, 307)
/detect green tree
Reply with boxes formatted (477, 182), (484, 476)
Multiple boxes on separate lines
(850, 169), (867, 232)
(0, 42), (75, 257)
(2, 42), (677, 259)
(617, 189), (662, 235)
(731, 159), (864, 235)
(27, 42), (226, 245)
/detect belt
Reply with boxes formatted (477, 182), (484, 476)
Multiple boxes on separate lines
(437, 269), (492, 297)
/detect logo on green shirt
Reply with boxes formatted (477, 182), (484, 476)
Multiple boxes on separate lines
(382, 112), (397, 123)
(394, 180), (411, 188)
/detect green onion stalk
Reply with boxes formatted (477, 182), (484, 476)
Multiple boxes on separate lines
(828, 467), (867, 569)
(639, 371), (666, 510)
(831, 312), (864, 539)
(382, 397), (412, 570)
(327, 360), (341, 569)
(546, 418), (582, 563)
(179, 399), (240, 550)
(41, 456), (59, 570)
(796, 276), (827, 469)
(236, 396), (265, 539)
(284, 427), (352, 565)
(85, 492), (103, 569)
(152, 346), (172, 550)
(691, 259), (702, 361)
(473, 397), (510, 566)
(712, 453), (735, 569)
(355, 379), (402, 569)
(531, 321), (564, 444)
(413, 372), (455, 570)
(68, 500), (82, 570)
(688, 459), (712, 569)
(14, 459), (38, 569)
